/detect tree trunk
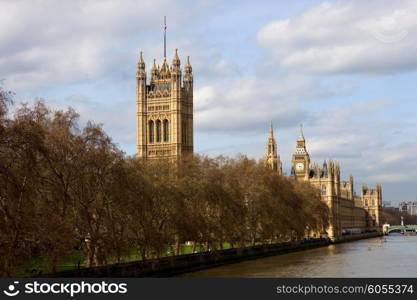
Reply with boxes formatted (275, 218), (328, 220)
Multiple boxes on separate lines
(175, 240), (181, 256)
(47, 254), (58, 274)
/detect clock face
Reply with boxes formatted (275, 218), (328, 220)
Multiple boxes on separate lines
(296, 162), (304, 171)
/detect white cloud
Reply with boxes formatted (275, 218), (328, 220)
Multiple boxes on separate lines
(3, 0), (416, 202)
(363, 142), (417, 185)
(257, 0), (417, 74)
(0, 0), (191, 90)
(368, 170), (417, 183)
(194, 73), (322, 132)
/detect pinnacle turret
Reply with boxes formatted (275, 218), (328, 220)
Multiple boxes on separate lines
(151, 58), (158, 79)
(172, 48), (180, 67)
(137, 51), (145, 70)
(185, 56), (192, 74)
(159, 57), (170, 78)
(269, 120), (274, 138)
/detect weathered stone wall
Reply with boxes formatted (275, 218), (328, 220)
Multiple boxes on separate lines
(339, 198), (368, 231)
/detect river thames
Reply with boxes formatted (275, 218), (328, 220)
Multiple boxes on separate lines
(179, 234), (417, 277)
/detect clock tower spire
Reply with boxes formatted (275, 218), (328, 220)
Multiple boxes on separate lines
(291, 124), (310, 180)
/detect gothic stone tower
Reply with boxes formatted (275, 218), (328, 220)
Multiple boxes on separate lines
(306, 161), (342, 239)
(361, 184), (382, 231)
(264, 121), (282, 175)
(290, 126), (310, 180)
(290, 127), (341, 239)
(136, 49), (193, 160)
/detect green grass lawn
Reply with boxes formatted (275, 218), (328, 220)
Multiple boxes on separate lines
(16, 242), (234, 277)
(16, 251), (84, 277)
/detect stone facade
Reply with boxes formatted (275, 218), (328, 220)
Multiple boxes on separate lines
(136, 49), (193, 160)
(360, 184), (382, 229)
(265, 125), (382, 240)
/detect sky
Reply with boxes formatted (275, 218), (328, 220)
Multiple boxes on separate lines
(1, 0), (416, 205)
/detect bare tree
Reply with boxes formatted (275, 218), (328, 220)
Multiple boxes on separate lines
(0, 93), (330, 276)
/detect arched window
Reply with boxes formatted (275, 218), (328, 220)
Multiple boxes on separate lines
(163, 119), (169, 142)
(156, 120), (162, 142)
(148, 120), (154, 143)
(322, 185), (327, 195)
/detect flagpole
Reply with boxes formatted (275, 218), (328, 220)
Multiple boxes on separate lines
(164, 16), (166, 58)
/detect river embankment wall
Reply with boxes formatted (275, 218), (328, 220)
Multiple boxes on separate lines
(42, 232), (382, 278)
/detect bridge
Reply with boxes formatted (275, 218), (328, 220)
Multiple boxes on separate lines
(383, 224), (417, 234)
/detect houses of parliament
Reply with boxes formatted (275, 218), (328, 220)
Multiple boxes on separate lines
(135, 48), (382, 240)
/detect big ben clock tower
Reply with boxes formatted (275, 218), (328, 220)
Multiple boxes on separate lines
(291, 125), (310, 180)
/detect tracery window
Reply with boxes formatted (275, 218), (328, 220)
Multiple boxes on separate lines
(156, 120), (162, 142)
(163, 119), (169, 142)
(149, 120), (154, 143)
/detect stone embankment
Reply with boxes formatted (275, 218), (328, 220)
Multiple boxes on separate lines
(42, 232), (382, 277)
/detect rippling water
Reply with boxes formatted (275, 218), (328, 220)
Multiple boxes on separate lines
(179, 234), (417, 277)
